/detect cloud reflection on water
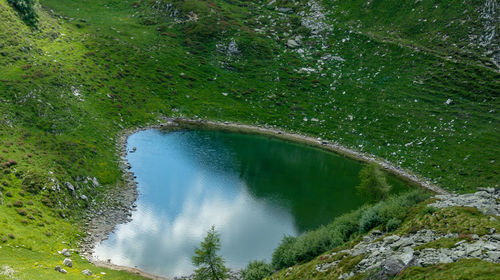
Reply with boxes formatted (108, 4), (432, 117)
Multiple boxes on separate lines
(94, 170), (297, 277)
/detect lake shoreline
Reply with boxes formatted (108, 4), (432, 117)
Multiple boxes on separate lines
(81, 117), (448, 280)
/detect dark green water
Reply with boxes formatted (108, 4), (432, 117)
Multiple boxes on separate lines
(94, 129), (409, 277)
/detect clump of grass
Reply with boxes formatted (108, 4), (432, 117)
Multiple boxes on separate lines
(414, 238), (462, 251)
(396, 259), (500, 279)
(13, 200), (23, 207)
(15, 208), (27, 216)
(398, 206), (500, 236)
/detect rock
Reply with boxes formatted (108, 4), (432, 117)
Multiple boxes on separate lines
(287, 39), (299, 48)
(65, 182), (75, 192)
(487, 251), (500, 261)
(382, 258), (405, 276)
(59, 248), (71, 257)
(80, 194), (88, 202)
(63, 258), (73, 267)
(55, 266), (67, 274)
(82, 269), (92, 276)
(384, 235), (400, 244)
(277, 7), (293, 13)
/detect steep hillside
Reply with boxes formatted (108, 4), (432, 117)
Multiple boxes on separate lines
(0, 0), (499, 279)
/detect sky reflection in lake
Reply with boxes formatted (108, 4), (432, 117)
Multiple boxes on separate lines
(93, 129), (408, 277)
(93, 130), (298, 277)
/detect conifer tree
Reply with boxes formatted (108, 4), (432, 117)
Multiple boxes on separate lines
(192, 225), (229, 280)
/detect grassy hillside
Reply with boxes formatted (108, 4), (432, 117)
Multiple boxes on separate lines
(0, 0), (499, 279)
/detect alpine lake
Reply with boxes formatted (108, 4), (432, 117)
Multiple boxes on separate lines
(93, 128), (412, 277)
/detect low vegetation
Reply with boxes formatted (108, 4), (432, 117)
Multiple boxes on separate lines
(270, 190), (429, 270)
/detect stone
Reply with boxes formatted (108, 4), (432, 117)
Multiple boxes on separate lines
(287, 39), (299, 48)
(487, 251), (500, 261)
(382, 258), (405, 276)
(277, 7), (293, 13)
(63, 258), (73, 267)
(59, 248), (71, 257)
(82, 269), (92, 276)
(55, 266), (67, 274)
(384, 235), (400, 244)
(65, 182), (75, 192)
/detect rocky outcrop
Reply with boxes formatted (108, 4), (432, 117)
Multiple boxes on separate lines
(430, 188), (500, 216)
(315, 189), (500, 279)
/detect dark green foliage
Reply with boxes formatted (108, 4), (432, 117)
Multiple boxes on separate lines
(21, 171), (45, 194)
(356, 163), (391, 203)
(241, 260), (273, 280)
(386, 218), (402, 232)
(7, 0), (38, 27)
(192, 226), (229, 280)
(271, 190), (429, 270)
(422, 205), (438, 215)
(271, 235), (297, 269)
(359, 208), (381, 233)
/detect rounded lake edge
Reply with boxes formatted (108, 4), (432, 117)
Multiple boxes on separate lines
(82, 117), (447, 279)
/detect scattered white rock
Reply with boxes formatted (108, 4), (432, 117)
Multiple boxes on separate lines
(287, 39), (299, 48)
(55, 265), (67, 274)
(59, 248), (71, 257)
(63, 258), (73, 268)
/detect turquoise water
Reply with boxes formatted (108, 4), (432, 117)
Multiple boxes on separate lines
(93, 129), (408, 277)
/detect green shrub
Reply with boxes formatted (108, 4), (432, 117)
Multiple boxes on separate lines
(422, 205), (438, 215)
(359, 208), (382, 233)
(7, 0), (38, 27)
(271, 235), (297, 269)
(21, 171), (45, 194)
(242, 261), (273, 280)
(270, 190), (430, 270)
(292, 226), (342, 263)
(386, 218), (402, 232)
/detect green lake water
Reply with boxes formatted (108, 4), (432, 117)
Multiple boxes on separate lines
(93, 129), (409, 277)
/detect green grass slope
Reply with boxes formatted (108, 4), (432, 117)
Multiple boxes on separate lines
(0, 0), (499, 279)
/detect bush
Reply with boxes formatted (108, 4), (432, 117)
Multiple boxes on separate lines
(270, 190), (430, 270)
(422, 206), (438, 215)
(271, 235), (297, 269)
(386, 218), (402, 232)
(21, 171), (45, 194)
(359, 208), (382, 233)
(7, 0), (38, 27)
(242, 261), (273, 280)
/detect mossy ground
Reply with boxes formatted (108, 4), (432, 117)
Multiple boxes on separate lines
(0, 0), (499, 279)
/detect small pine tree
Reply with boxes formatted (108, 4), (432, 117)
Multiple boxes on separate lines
(192, 225), (229, 280)
(355, 163), (391, 203)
